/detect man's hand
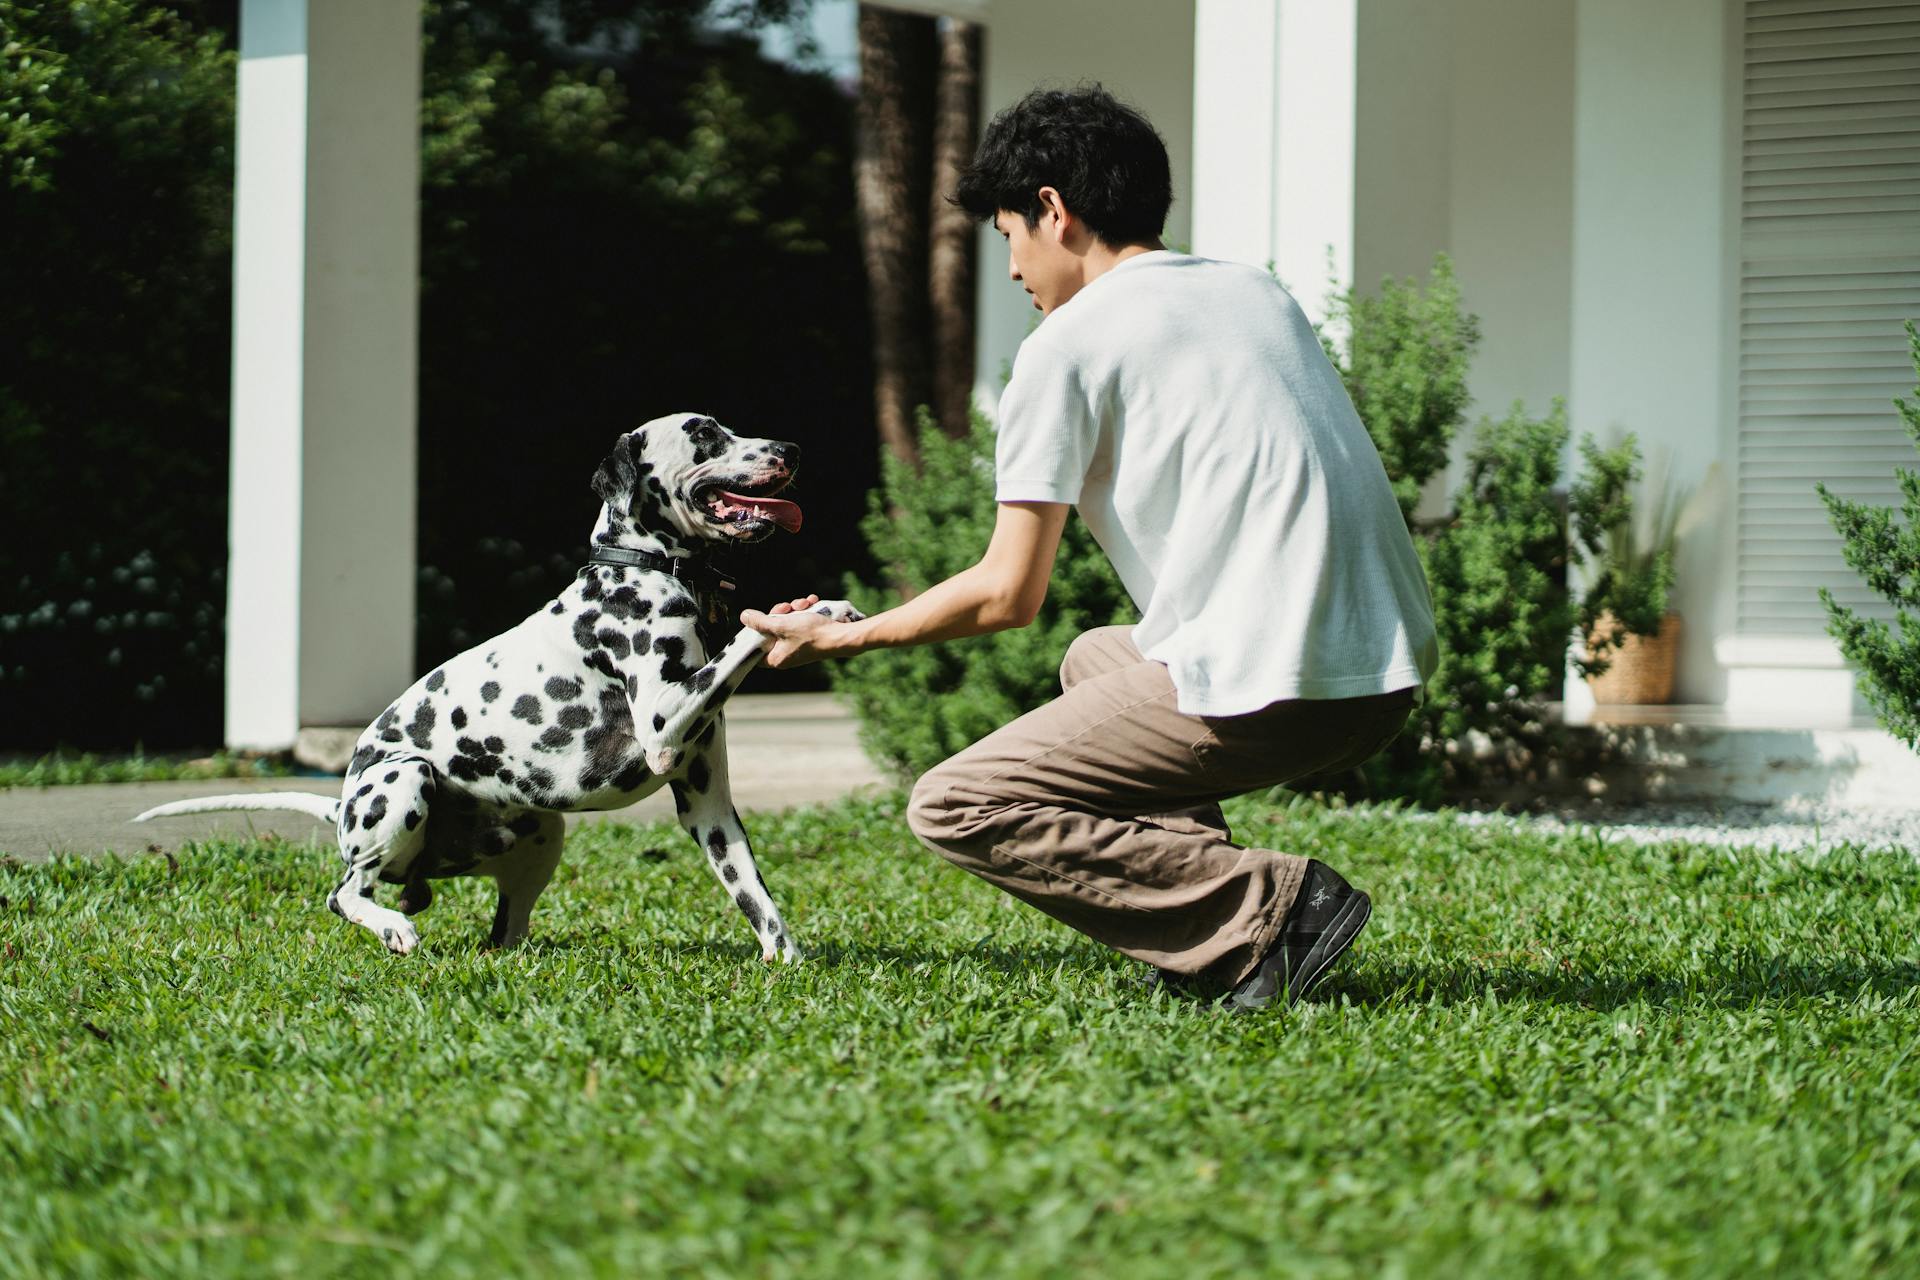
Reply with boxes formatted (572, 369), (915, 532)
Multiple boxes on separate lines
(741, 594), (855, 669)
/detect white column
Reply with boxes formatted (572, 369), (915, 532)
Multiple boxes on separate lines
(1189, 0), (1355, 332)
(226, 0), (420, 749)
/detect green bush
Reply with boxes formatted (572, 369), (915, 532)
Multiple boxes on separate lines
(827, 409), (1136, 779)
(1818, 321), (1920, 752)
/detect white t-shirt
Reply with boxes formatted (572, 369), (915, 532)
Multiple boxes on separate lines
(994, 251), (1439, 717)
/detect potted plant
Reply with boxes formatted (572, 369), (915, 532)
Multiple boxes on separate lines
(1571, 436), (1682, 704)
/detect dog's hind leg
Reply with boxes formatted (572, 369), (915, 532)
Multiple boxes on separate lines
(670, 724), (800, 963)
(328, 759), (437, 955)
(478, 811), (566, 948)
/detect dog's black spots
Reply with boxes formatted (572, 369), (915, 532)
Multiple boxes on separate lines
(687, 756), (711, 794)
(509, 813), (541, 837)
(597, 628), (631, 660)
(584, 651), (619, 680)
(630, 628), (651, 656)
(549, 600), (565, 615)
(734, 890), (765, 932)
(384, 770), (400, 784)
(458, 736), (485, 758)
(510, 694), (543, 725)
(363, 795), (389, 830)
(658, 595), (696, 619)
(486, 651), (499, 668)
(691, 666), (716, 693)
(694, 719), (718, 748)
(342, 799), (359, 829)
(356, 783), (374, 798)
(654, 635), (692, 682)
(572, 609), (603, 651)
(602, 586), (645, 620)
(480, 681), (501, 703)
(557, 704), (592, 731)
(406, 698), (436, 750)
(425, 669), (445, 692)
(613, 762), (649, 791)
(652, 713), (666, 731)
(625, 674), (640, 701)
(538, 726), (574, 752)
(722, 863), (739, 883)
(451, 706), (468, 730)
(348, 744), (387, 775)
(743, 451), (759, 462)
(580, 573), (604, 602)
(632, 596), (653, 619)
(672, 785), (691, 815)
(498, 768), (514, 784)
(375, 707), (400, 733)
(528, 767), (555, 790)
(448, 757), (478, 782)
(484, 735), (505, 754)
(707, 826), (728, 860)
(327, 893), (345, 919)
(545, 676), (582, 701)
(381, 728), (403, 744)
(404, 808), (422, 830)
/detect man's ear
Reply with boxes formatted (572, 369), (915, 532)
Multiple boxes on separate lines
(591, 433), (637, 507)
(1036, 186), (1071, 240)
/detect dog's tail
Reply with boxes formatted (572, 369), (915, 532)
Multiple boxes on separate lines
(133, 792), (341, 825)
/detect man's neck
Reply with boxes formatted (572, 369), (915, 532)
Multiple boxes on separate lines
(1070, 237), (1165, 302)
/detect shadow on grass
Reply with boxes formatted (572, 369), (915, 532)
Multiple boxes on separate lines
(1328, 954), (1920, 1012)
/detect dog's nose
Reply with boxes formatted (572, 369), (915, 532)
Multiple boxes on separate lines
(768, 441), (801, 468)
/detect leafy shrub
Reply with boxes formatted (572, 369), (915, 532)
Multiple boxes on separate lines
(1318, 255), (1481, 522)
(1818, 321), (1920, 752)
(827, 409), (1136, 779)
(1570, 432), (1676, 672)
(0, 2), (236, 746)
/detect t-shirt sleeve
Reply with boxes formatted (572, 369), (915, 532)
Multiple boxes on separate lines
(993, 334), (1099, 505)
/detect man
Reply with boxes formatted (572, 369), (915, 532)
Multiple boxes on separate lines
(744, 85), (1438, 1009)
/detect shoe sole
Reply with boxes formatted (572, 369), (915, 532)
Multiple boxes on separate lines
(1283, 889), (1372, 1008)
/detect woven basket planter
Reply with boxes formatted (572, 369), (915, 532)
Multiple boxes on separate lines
(1585, 610), (1683, 705)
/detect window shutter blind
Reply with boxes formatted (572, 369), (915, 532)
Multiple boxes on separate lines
(1737, 0), (1920, 634)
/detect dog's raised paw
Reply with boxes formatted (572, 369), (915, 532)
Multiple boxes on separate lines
(810, 600), (866, 623)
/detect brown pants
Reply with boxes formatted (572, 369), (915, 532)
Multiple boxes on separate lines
(906, 626), (1416, 987)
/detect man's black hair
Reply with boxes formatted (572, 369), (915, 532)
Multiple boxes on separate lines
(954, 84), (1172, 245)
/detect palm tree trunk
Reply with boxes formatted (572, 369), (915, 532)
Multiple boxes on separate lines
(854, 4), (936, 472)
(928, 18), (981, 440)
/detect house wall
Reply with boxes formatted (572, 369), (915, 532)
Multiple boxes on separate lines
(969, 0), (1197, 409)
(1566, 0), (1734, 709)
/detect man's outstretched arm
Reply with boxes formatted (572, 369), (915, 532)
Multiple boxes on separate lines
(742, 501), (1070, 668)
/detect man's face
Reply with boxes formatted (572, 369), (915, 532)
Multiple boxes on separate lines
(995, 207), (1079, 315)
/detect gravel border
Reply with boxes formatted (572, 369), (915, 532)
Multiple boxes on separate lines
(1428, 800), (1920, 856)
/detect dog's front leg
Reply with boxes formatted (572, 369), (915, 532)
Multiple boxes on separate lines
(670, 724), (801, 963)
(641, 601), (863, 775)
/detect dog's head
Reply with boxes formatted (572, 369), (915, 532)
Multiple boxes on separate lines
(591, 412), (802, 551)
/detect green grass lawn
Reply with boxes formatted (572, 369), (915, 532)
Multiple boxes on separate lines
(2, 792), (1917, 1278)
(0, 749), (291, 790)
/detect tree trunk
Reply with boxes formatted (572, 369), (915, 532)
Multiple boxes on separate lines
(854, 4), (936, 472)
(928, 19), (981, 440)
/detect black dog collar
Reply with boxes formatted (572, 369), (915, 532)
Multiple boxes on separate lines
(582, 545), (737, 634)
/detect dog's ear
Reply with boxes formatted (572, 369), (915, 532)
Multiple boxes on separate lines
(591, 432), (641, 507)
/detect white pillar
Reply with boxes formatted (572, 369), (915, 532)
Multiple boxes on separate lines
(226, 0), (420, 749)
(1190, 0), (1355, 331)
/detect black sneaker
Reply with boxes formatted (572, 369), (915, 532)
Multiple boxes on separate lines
(1223, 860), (1372, 1011)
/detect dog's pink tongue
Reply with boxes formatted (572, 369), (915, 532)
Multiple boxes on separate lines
(721, 491), (803, 533)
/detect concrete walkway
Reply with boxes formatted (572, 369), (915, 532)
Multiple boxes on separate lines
(0, 694), (893, 863)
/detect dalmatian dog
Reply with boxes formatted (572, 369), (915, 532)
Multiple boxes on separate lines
(135, 412), (862, 960)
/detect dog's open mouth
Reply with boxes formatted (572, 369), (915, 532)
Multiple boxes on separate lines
(696, 474), (803, 534)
